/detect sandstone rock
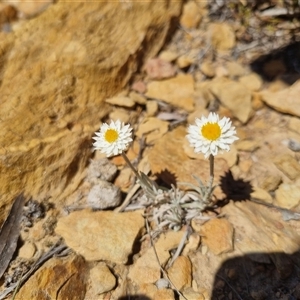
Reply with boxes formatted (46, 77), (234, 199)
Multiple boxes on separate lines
(146, 100), (159, 116)
(146, 73), (195, 112)
(135, 117), (169, 143)
(131, 81), (147, 94)
(28, 219), (47, 241)
(180, 287), (205, 300)
(128, 230), (185, 285)
(239, 73), (263, 91)
(199, 218), (234, 255)
(251, 92), (265, 110)
(148, 126), (229, 188)
(0, 0), (183, 223)
(235, 139), (260, 152)
(89, 262), (116, 295)
(0, 4), (17, 24)
(208, 78), (252, 123)
(18, 241), (36, 259)
(187, 107), (209, 123)
(226, 61), (247, 78)
(215, 65), (229, 77)
(200, 61), (215, 78)
(17, 255), (87, 300)
(261, 80), (300, 117)
(109, 108), (132, 124)
(260, 173), (282, 192)
(217, 145), (238, 168)
(129, 91), (147, 105)
(114, 167), (133, 193)
(188, 250), (226, 298)
(273, 153), (300, 180)
(105, 95), (135, 108)
(208, 23), (236, 51)
(182, 233), (201, 255)
(251, 187), (273, 204)
(177, 55), (194, 69)
(275, 181), (300, 209)
(159, 50), (179, 62)
(222, 201), (300, 255)
(153, 288), (175, 300)
(180, 1), (203, 29)
(144, 58), (177, 80)
(238, 158), (252, 174)
(167, 256), (192, 290)
(288, 116), (300, 133)
(55, 210), (144, 263)
(139, 283), (158, 299)
(10, 0), (53, 18)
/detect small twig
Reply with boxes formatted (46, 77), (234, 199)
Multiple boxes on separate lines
(131, 136), (146, 166)
(114, 182), (141, 213)
(145, 217), (187, 300)
(122, 152), (143, 183)
(10, 269), (24, 300)
(166, 224), (192, 269)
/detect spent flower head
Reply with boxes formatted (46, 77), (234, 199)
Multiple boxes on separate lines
(187, 112), (238, 159)
(93, 120), (133, 157)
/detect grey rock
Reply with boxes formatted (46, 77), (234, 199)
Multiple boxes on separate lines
(87, 159), (118, 183)
(87, 180), (121, 209)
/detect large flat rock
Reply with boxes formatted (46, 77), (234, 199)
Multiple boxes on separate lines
(0, 1), (183, 223)
(55, 210), (145, 264)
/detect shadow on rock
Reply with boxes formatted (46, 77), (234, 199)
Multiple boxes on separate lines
(250, 41), (300, 84)
(211, 249), (300, 299)
(155, 168), (177, 189)
(215, 170), (253, 208)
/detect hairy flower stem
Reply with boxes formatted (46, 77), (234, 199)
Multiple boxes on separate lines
(209, 154), (214, 190)
(203, 154), (214, 204)
(121, 152), (143, 183)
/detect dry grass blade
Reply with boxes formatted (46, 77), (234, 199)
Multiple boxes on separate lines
(0, 241), (68, 300)
(145, 217), (187, 300)
(0, 194), (25, 279)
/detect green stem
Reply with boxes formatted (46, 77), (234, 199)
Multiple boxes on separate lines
(121, 152), (143, 183)
(209, 154), (214, 189)
(203, 154), (214, 203)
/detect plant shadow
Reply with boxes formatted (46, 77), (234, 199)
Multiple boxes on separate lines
(211, 249), (300, 299)
(215, 170), (254, 208)
(211, 171), (300, 299)
(154, 169), (177, 189)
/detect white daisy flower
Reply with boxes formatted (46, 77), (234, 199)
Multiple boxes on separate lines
(93, 120), (133, 157)
(187, 112), (238, 159)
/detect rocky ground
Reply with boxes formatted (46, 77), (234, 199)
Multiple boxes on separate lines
(1, 1), (300, 299)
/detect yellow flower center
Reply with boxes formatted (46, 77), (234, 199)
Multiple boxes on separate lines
(201, 122), (221, 141)
(105, 129), (119, 143)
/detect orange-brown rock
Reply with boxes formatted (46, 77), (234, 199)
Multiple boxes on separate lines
(0, 0), (183, 223)
(208, 78), (253, 123)
(146, 73), (195, 112)
(17, 254), (87, 300)
(147, 126), (228, 188)
(167, 256), (192, 290)
(55, 209), (144, 264)
(199, 218), (234, 255)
